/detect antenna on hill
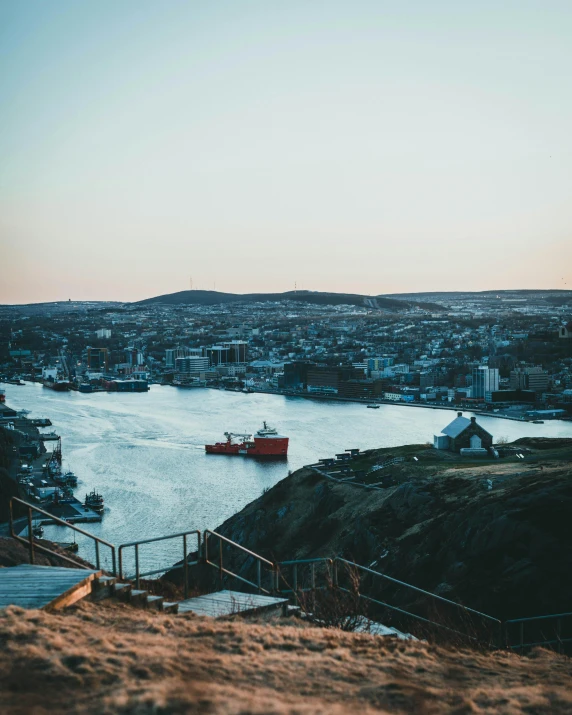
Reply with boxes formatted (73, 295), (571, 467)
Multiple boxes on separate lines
(190, 276), (193, 291)
(294, 281), (297, 293)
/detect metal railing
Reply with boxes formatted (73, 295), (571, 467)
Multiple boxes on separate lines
(333, 557), (502, 645)
(118, 530), (201, 598)
(203, 530), (275, 594)
(9, 497), (116, 575)
(276, 557), (333, 602)
(505, 612), (572, 653)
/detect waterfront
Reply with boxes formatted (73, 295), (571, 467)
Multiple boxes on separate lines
(5, 382), (572, 574)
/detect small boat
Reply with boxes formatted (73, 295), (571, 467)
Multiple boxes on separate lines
(63, 470), (78, 487)
(84, 489), (104, 513)
(366, 404), (380, 409)
(532, 420), (544, 424)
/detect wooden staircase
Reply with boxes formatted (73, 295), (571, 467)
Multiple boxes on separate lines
(0, 565), (286, 619)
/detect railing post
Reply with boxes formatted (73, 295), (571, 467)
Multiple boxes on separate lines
(219, 538), (223, 589)
(111, 546), (117, 577)
(94, 540), (100, 570)
(311, 562), (316, 613)
(27, 508), (34, 564)
(293, 564), (298, 605)
(333, 558), (338, 588)
(257, 560), (261, 594)
(135, 544), (140, 589)
(9, 499), (14, 537)
(118, 547), (123, 580)
(183, 534), (189, 600)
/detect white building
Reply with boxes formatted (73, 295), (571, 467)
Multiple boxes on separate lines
(472, 366), (499, 400)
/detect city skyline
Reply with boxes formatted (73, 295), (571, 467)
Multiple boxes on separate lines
(2, 1), (572, 304)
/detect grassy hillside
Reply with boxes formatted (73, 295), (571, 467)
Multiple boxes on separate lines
(204, 439), (572, 622)
(1, 600), (571, 714)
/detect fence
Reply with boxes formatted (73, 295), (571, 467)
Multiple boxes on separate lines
(118, 530), (201, 598)
(9, 496), (116, 575)
(203, 530), (275, 594)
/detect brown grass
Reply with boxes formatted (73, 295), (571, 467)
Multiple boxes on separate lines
(0, 600), (571, 714)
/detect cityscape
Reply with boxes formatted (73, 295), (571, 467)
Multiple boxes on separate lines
(2, 289), (572, 422)
(2, 1), (572, 713)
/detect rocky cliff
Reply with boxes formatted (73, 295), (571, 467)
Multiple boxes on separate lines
(201, 438), (572, 622)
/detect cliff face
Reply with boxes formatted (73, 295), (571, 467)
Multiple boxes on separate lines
(211, 440), (572, 620)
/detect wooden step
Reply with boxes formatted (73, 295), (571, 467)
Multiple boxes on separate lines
(129, 589), (148, 606)
(91, 575), (117, 602)
(162, 601), (179, 614)
(177, 590), (288, 619)
(145, 595), (164, 611)
(112, 582), (132, 600)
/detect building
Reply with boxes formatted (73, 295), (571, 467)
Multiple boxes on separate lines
(125, 348), (144, 367)
(306, 366), (365, 394)
(472, 366), (499, 400)
(207, 346), (230, 366)
(175, 356), (210, 374)
(222, 340), (248, 363)
(558, 321), (572, 339)
(283, 361), (313, 389)
(95, 329), (111, 339)
(87, 347), (108, 371)
(509, 367), (549, 395)
(433, 412), (493, 453)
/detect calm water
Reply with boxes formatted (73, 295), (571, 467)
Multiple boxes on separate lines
(6, 382), (572, 573)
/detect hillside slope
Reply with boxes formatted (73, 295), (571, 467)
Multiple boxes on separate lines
(134, 289), (413, 310)
(205, 439), (572, 621)
(1, 600), (571, 714)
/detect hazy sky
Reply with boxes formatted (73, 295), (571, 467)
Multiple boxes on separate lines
(1, 1), (571, 303)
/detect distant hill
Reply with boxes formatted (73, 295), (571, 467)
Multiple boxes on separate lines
(134, 290), (438, 311)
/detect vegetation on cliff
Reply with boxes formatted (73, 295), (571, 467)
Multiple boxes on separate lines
(206, 439), (572, 622)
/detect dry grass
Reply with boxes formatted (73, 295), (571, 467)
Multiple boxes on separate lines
(0, 600), (571, 714)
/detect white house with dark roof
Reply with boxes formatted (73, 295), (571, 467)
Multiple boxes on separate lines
(434, 412), (493, 454)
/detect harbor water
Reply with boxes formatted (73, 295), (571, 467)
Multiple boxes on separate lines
(5, 382), (572, 575)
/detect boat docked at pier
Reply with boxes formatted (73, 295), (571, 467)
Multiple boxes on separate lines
(84, 490), (104, 513)
(42, 379), (70, 391)
(205, 422), (289, 457)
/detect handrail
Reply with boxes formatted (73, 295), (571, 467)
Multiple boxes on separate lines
(204, 530), (274, 567)
(505, 611), (572, 624)
(504, 611), (572, 653)
(335, 557), (501, 625)
(118, 530), (200, 598)
(203, 530), (274, 594)
(9, 497), (117, 575)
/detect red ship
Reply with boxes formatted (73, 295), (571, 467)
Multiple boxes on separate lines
(205, 422), (289, 457)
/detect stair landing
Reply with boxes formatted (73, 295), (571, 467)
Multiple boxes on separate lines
(0, 564), (100, 611)
(178, 589), (288, 618)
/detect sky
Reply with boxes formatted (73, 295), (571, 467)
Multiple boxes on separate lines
(1, 0), (571, 303)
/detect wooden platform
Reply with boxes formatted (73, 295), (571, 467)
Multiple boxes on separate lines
(178, 589), (288, 618)
(0, 564), (100, 611)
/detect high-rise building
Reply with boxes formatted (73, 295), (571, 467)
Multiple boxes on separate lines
(472, 366), (499, 400)
(222, 340), (248, 363)
(510, 367), (549, 394)
(87, 347), (109, 371)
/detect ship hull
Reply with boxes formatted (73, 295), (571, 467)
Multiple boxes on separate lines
(43, 381), (70, 391)
(206, 436), (289, 457)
